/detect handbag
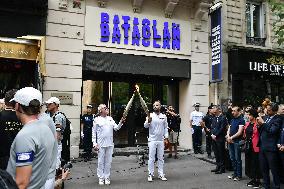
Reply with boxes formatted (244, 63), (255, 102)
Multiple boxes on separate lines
(240, 139), (252, 152)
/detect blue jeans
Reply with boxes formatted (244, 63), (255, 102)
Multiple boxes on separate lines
(228, 141), (242, 178)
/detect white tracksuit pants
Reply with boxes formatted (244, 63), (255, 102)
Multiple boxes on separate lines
(97, 146), (114, 179)
(148, 141), (165, 176)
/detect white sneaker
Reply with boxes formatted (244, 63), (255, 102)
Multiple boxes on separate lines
(158, 175), (167, 181)
(105, 178), (110, 185)
(99, 178), (104, 185)
(148, 174), (153, 182)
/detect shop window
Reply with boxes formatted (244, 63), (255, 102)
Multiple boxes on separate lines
(246, 1), (266, 46)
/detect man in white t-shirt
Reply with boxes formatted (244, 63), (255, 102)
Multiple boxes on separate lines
(189, 103), (204, 154)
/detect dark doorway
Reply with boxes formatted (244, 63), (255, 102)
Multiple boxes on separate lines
(82, 76), (179, 147)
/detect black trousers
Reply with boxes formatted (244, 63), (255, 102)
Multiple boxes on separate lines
(245, 150), (262, 179)
(212, 139), (225, 171)
(205, 133), (212, 155)
(259, 150), (281, 189)
(83, 131), (93, 156)
(61, 135), (70, 162)
(0, 156), (9, 170)
(192, 125), (202, 152)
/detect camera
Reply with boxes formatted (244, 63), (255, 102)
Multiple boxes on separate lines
(63, 162), (73, 171)
(160, 105), (167, 114)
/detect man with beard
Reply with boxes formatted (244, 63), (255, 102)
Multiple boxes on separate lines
(210, 105), (228, 174)
(0, 89), (22, 170)
(144, 101), (169, 182)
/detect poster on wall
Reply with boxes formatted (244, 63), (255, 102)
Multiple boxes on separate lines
(210, 5), (222, 82)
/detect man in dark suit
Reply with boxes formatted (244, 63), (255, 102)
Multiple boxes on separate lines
(277, 104), (284, 183)
(210, 105), (228, 174)
(257, 103), (282, 189)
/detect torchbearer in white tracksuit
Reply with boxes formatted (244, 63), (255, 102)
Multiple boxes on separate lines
(144, 101), (169, 182)
(92, 104), (125, 186)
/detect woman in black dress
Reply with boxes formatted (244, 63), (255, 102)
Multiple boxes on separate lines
(243, 109), (262, 188)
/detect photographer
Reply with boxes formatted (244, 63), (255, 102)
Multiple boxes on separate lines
(166, 105), (180, 159)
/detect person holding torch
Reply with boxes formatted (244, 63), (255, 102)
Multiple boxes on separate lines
(92, 104), (126, 185)
(144, 100), (169, 182)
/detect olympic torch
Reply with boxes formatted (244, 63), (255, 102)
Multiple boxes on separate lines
(135, 84), (150, 117)
(123, 93), (135, 118)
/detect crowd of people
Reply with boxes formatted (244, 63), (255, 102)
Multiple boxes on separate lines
(196, 101), (284, 189)
(1, 86), (283, 189)
(0, 88), (71, 189)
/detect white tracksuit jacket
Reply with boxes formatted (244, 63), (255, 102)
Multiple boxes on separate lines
(92, 116), (123, 179)
(144, 112), (168, 176)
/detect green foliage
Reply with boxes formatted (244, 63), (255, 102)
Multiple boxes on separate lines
(269, 0), (284, 46)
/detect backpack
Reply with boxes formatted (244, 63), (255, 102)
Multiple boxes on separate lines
(53, 112), (71, 137)
(0, 169), (18, 189)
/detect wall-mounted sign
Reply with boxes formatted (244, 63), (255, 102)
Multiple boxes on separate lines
(99, 12), (180, 50)
(229, 49), (284, 77)
(249, 55), (284, 77)
(85, 6), (191, 56)
(0, 41), (39, 60)
(210, 6), (222, 82)
(51, 93), (73, 105)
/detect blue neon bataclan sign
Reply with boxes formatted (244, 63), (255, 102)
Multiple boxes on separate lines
(100, 12), (181, 50)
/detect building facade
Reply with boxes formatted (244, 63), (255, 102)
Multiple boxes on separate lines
(0, 0), (47, 99)
(209, 0), (284, 108)
(45, 0), (212, 157)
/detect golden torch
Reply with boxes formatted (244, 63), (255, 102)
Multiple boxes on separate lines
(135, 84), (150, 117)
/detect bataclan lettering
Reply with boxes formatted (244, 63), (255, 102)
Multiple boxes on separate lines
(100, 12), (181, 50)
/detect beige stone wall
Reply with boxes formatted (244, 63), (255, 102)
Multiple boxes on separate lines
(45, 0), (211, 152)
(210, 0), (284, 105)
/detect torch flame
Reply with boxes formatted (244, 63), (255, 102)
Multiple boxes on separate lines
(135, 84), (139, 92)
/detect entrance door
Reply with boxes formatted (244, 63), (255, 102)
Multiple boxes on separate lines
(82, 79), (178, 147)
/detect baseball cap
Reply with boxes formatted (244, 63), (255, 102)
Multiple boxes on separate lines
(10, 87), (42, 106)
(45, 97), (60, 105)
(193, 103), (200, 107)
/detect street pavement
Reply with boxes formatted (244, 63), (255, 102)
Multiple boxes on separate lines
(63, 151), (280, 189)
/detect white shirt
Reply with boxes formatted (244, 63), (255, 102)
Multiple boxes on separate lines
(144, 112), (169, 142)
(92, 116), (122, 147)
(190, 110), (204, 126)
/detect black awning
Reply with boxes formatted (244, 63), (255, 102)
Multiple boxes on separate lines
(83, 51), (191, 80)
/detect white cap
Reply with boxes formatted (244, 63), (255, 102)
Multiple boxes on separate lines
(45, 97), (60, 105)
(10, 87), (42, 106)
(0, 98), (4, 104)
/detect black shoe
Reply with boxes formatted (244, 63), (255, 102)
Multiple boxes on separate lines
(252, 181), (261, 189)
(211, 168), (219, 172)
(247, 180), (255, 187)
(207, 154), (213, 159)
(174, 155), (178, 159)
(198, 151), (204, 154)
(168, 154), (172, 158)
(215, 169), (225, 174)
(194, 151), (198, 154)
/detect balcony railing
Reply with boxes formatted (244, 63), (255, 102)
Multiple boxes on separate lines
(246, 36), (266, 47)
